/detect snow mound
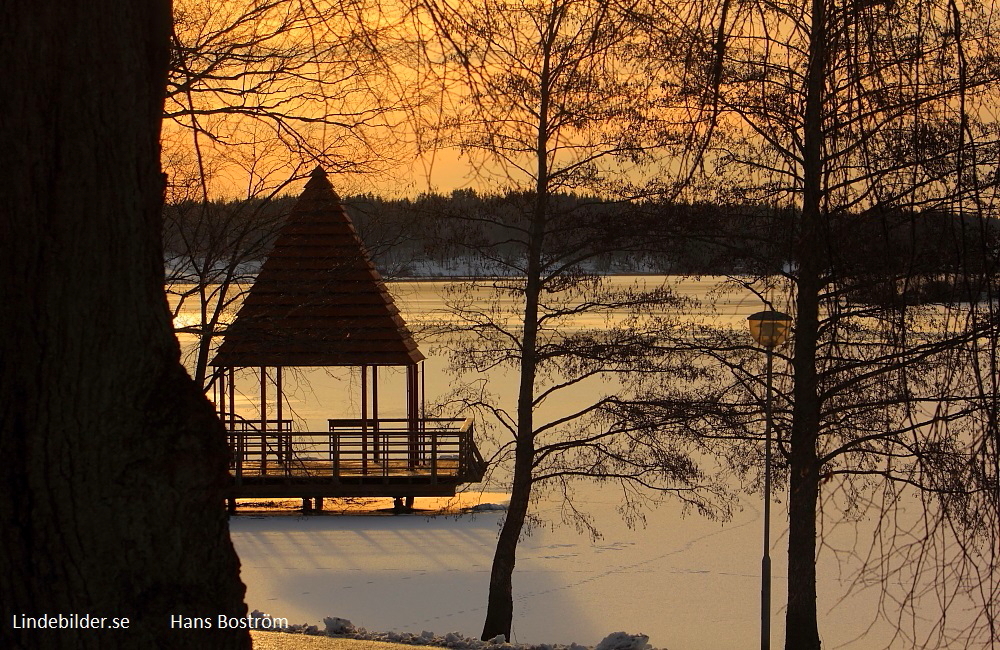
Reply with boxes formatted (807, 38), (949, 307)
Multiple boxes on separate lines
(469, 501), (510, 512)
(594, 632), (651, 650)
(324, 617), (355, 634)
(249, 609), (294, 630)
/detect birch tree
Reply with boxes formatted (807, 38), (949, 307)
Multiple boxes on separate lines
(417, 0), (722, 640)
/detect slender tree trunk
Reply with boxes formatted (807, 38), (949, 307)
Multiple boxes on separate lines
(481, 436), (535, 641)
(0, 2), (249, 648)
(480, 234), (544, 640)
(784, 0), (826, 648)
(479, 146), (549, 642)
(195, 325), (213, 389)
(481, 35), (555, 640)
(194, 283), (213, 388)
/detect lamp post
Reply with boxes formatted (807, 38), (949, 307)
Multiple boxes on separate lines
(747, 310), (793, 650)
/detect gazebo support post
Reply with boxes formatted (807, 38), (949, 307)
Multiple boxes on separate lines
(218, 368), (227, 444)
(407, 364), (419, 469)
(230, 367), (240, 485)
(217, 368), (225, 420)
(260, 366), (267, 475)
(373, 366), (380, 465)
(228, 367), (235, 430)
(276, 366), (287, 465)
(361, 365), (368, 476)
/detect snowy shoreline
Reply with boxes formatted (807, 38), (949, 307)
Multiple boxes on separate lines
(259, 612), (657, 650)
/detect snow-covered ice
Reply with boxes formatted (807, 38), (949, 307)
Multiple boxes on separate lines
(228, 487), (902, 650)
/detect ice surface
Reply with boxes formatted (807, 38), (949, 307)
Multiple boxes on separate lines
(229, 487), (905, 649)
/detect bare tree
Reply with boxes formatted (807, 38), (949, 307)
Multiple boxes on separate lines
(164, 0), (410, 198)
(415, 0), (722, 640)
(162, 0), (425, 389)
(643, 0), (1000, 647)
(164, 191), (292, 388)
(0, 1), (248, 648)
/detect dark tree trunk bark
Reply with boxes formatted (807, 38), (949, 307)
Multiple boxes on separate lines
(479, 160), (547, 642)
(785, 230), (823, 650)
(785, 443), (821, 650)
(0, 2), (249, 648)
(480, 441), (534, 641)
(784, 0), (826, 648)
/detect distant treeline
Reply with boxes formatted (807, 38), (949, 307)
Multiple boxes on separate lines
(164, 189), (1000, 301)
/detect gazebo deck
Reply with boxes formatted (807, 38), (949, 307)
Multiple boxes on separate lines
(226, 417), (486, 499)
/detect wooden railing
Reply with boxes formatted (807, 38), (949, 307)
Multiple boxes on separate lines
(327, 418), (484, 482)
(225, 417), (484, 485)
(224, 417), (295, 481)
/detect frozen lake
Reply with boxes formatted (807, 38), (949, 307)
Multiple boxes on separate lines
(228, 488), (899, 649)
(176, 277), (966, 648)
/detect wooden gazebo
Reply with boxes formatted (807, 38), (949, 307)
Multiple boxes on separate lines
(210, 167), (485, 511)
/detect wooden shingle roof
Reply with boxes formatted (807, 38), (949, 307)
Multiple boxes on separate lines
(211, 167), (424, 368)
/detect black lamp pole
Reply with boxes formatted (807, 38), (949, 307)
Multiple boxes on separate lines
(761, 343), (774, 650)
(747, 309), (792, 650)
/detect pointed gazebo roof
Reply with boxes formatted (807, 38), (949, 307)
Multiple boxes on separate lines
(211, 167), (424, 368)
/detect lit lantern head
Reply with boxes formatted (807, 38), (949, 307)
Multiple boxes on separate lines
(747, 310), (794, 349)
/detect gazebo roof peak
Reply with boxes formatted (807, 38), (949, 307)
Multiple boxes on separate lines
(306, 165), (336, 191)
(210, 170), (424, 368)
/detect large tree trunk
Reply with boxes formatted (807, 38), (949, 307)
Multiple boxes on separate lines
(0, 2), (249, 648)
(786, 220), (823, 650)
